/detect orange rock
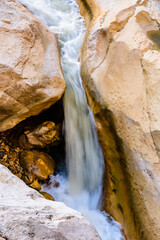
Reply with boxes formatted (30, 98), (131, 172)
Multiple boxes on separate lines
(0, 0), (66, 132)
(30, 179), (41, 191)
(20, 121), (62, 149)
(20, 150), (55, 181)
(15, 173), (22, 179)
(40, 192), (55, 201)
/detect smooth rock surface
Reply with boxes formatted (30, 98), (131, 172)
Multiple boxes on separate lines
(40, 191), (55, 201)
(79, 0), (160, 239)
(20, 150), (55, 181)
(0, 164), (101, 240)
(0, 0), (66, 132)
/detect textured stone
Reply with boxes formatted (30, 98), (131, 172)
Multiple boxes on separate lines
(0, 164), (101, 240)
(79, 0), (160, 239)
(0, 135), (23, 178)
(0, 0), (66, 132)
(19, 121), (62, 149)
(20, 150), (55, 181)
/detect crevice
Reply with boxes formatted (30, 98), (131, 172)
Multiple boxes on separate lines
(78, 0), (93, 20)
(0, 98), (65, 190)
(81, 76), (141, 239)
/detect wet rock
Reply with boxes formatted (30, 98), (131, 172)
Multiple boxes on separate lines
(0, 109), (64, 191)
(30, 179), (41, 191)
(19, 121), (62, 149)
(20, 150), (55, 181)
(0, 135), (23, 178)
(40, 192), (55, 201)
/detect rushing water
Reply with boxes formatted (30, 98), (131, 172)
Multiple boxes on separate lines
(18, 0), (125, 239)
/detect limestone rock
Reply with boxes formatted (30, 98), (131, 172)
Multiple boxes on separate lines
(20, 150), (55, 181)
(79, 0), (160, 239)
(0, 164), (101, 240)
(0, 0), (66, 132)
(19, 121), (62, 149)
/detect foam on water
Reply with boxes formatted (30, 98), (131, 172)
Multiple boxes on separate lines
(42, 174), (125, 240)
(18, 0), (125, 239)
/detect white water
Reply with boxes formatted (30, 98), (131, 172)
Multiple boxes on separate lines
(18, 0), (125, 239)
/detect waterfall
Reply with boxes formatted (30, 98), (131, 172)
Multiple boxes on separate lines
(18, 0), (125, 239)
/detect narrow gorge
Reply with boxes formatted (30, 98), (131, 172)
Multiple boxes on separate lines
(17, 0), (125, 239)
(0, 0), (160, 240)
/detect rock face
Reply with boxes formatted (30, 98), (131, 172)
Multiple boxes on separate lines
(0, 164), (101, 240)
(79, 0), (160, 239)
(0, 0), (66, 132)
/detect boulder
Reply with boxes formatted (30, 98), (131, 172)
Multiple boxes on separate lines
(0, 133), (56, 191)
(79, 0), (160, 239)
(0, 164), (101, 240)
(19, 121), (62, 149)
(20, 150), (55, 181)
(0, 0), (66, 132)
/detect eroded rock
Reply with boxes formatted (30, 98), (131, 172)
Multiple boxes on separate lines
(79, 0), (160, 239)
(0, 0), (66, 132)
(19, 121), (62, 149)
(20, 150), (55, 183)
(0, 125), (61, 191)
(0, 164), (101, 240)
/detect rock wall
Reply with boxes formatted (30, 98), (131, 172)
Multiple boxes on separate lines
(0, 0), (66, 132)
(78, 0), (160, 239)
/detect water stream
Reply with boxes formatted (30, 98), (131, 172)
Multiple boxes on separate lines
(18, 0), (125, 239)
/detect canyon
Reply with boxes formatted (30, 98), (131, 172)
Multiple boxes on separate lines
(0, 0), (160, 240)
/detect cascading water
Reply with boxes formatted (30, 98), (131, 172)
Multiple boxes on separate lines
(18, 0), (125, 239)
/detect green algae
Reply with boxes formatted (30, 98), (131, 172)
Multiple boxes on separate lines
(147, 30), (160, 50)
